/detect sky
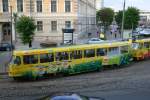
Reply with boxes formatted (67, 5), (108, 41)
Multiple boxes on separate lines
(104, 0), (150, 11)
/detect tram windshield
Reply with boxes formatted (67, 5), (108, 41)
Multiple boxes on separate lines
(11, 56), (21, 65)
(132, 43), (139, 50)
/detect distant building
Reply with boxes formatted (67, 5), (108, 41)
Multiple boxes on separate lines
(139, 10), (150, 26)
(0, 0), (97, 44)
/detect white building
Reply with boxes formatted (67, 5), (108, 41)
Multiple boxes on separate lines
(139, 10), (150, 26)
(96, 0), (104, 10)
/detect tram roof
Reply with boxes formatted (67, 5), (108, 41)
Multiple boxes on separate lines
(13, 41), (131, 56)
(135, 38), (150, 43)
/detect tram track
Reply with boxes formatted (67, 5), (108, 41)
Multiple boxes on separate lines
(0, 59), (150, 100)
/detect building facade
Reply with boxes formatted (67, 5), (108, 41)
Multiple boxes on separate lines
(96, 0), (103, 10)
(0, 0), (97, 44)
(139, 10), (150, 26)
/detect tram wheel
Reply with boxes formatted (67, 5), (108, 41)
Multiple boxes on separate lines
(13, 77), (22, 81)
(97, 66), (104, 72)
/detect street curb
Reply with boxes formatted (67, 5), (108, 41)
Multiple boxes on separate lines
(0, 72), (8, 75)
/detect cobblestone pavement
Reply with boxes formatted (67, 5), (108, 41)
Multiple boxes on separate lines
(0, 60), (150, 100)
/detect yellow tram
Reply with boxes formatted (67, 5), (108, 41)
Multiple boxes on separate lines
(9, 40), (132, 80)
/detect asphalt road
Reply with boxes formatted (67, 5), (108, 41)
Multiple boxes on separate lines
(0, 60), (150, 100)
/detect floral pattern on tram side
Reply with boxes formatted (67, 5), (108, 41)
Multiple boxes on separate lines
(46, 58), (103, 75)
(119, 53), (132, 65)
(60, 60), (102, 75)
(102, 53), (132, 66)
(22, 58), (103, 79)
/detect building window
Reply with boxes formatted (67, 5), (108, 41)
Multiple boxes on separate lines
(51, 21), (57, 31)
(2, 0), (8, 12)
(17, 0), (23, 12)
(65, 0), (71, 12)
(36, 0), (42, 12)
(51, 0), (57, 12)
(37, 21), (43, 31)
(65, 21), (71, 28)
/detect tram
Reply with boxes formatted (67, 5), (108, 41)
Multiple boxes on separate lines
(132, 38), (150, 60)
(8, 40), (132, 80)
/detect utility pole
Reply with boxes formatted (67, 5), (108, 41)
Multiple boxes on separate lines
(86, 0), (88, 36)
(10, 5), (14, 61)
(121, 0), (126, 40)
(30, 0), (32, 16)
(10, 6), (13, 49)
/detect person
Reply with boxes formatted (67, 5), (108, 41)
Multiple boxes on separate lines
(115, 33), (117, 38)
(29, 40), (32, 48)
(110, 31), (112, 35)
(100, 33), (104, 39)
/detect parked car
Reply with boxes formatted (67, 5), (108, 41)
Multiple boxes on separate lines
(88, 38), (104, 44)
(40, 93), (103, 100)
(139, 29), (150, 35)
(0, 43), (14, 51)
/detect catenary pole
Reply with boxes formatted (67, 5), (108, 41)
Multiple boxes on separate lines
(121, 0), (126, 40)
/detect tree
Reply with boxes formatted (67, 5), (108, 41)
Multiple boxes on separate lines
(124, 7), (140, 29)
(16, 16), (36, 48)
(115, 10), (123, 28)
(115, 7), (140, 30)
(97, 8), (114, 39)
(97, 8), (114, 27)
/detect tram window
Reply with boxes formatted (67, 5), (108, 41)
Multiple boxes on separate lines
(23, 55), (38, 64)
(71, 50), (82, 59)
(120, 46), (128, 54)
(40, 53), (54, 63)
(48, 54), (54, 62)
(56, 52), (69, 61)
(144, 42), (150, 48)
(14, 56), (21, 65)
(84, 49), (95, 58)
(97, 48), (107, 56)
(108, 47), (119, 56)
(132, 43), (139, 50)
(139, 43), (143, 49)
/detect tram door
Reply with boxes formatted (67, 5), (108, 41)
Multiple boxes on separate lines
(2, 23), (11, 41)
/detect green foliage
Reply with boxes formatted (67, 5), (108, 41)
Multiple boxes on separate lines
(115, 7), (140, 30)
(97, 8), (114, 27)
(115, 10), (123, 27)
(16, 16), (36, 45)
(124, 7), (140, 29)
(96, 8), (114, 39)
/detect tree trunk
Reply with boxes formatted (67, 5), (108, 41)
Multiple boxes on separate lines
(29, 41), (32, 48)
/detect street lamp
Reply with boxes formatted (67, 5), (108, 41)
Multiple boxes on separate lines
(121, 0), (126, 40)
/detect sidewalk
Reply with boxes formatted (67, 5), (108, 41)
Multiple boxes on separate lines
(15, 41), (41, 50)
(0, 52), (11, 74)
(105, 31), (121, 40)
